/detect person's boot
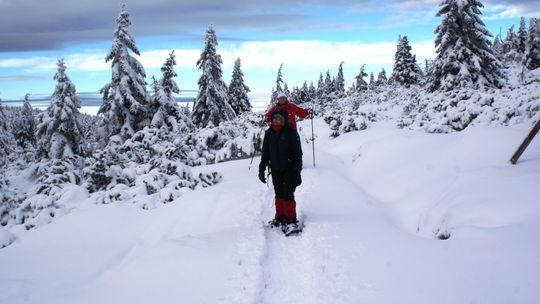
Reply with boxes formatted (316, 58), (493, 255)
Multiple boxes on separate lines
(269, 198), (286, 227)
(283, 199), (297, 223)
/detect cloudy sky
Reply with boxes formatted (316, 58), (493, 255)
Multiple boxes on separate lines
(0, 0), (538, 102)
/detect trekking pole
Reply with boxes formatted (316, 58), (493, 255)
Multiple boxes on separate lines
(310, 106), (316, 168)
(248, 122), (265, 170)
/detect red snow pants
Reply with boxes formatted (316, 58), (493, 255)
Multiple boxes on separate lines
(271, 170), (297, 223)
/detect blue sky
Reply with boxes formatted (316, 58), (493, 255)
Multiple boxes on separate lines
(0, 0), (538, 106)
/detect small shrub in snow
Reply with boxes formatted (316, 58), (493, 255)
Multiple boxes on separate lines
(81, 126), (224, 209)
(1, 157), (84, 230)
(181, 112), (265, 165)
(400, 78), (540, 133)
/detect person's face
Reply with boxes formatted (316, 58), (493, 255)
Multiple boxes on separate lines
(278, 97), (287, 104)
(272, 115), (285, 126)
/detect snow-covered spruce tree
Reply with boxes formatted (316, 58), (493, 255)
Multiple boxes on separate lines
(492, 34), (504, 60)
(429, 0), (503, 91)
(324, 70), (333, 95)
(300, 81), (310, 103)
(502, 25), (520, 63)
(369, 72), (375, 87)
(283, 82), (291, 97)
(192, 24), (235, 128)
(335, 61), (345, 94)
(98, 5), (149, 141)
(13, 93), (36, 150)
(377, 68), (388, 85)
(270, 63), (285, 104)
(391, 35), (422, 87)
(227, 58), (251, 115)
(316, 72), (325, 98)
(150, 51), (193, 132)
(355, 65), (368, 92)
(308, 82), (316, 100)
(35, 59), (83, 159)
(517, 17), (528, 55)
(290, 84), (302, 104)
(526, 18), (540, 70)
(0, 98), (15, 165)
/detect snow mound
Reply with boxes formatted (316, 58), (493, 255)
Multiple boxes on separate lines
(0, 228), (15, 248)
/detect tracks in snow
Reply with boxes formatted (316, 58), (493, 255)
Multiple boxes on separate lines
(252, 147), (372, 304)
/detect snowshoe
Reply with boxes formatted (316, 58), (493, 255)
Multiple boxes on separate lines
(282, 221), (303, 236)
(268, 215), (288, 229)
(268, 218), (282, 228)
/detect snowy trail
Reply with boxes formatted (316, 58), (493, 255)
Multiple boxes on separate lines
(255, 120), (388, 303)
(1, 120), (539, 304)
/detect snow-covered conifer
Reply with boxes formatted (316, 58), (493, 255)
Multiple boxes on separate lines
(227, 58), (251, 115)
(316, 73), (324, 97)
(14, 93), (36, 149)
(192, 24), (235, 128)
(185, 102), (191, 115)
(0, 98), (15, 163)
(335, 62), (345, 94)
(324, 70), (333, 94)
(392, 35), (422, 87)
(300, 81), (310, 103)
(290, 86), (300, 104)
(377, 68), (388, 85)
(517, 17), (528, 54)
(502, 25), (519, 63)
(355, 65), (368, 92)
(283, 82), (290, 96)
(526, 18), (540, 70)
(369, 72), (375, 87)
(429, 0), (503, 91)
(99, 5), (149, 141)
(492, 34), (504, 60)
(150, 51), (193, 132)
(36, 59), (83, 159)
(308, 82), (316, 100)
(270, 64), (285, 103)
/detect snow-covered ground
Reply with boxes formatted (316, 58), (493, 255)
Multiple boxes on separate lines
(1, 118), (539, 304)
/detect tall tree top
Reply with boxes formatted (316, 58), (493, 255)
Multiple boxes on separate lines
(52, 59), (80, 108)
(276, 63), (284, 93)
(160, 50), (179, 96)
(197, 24), (221, 70)
(106, 4), (140, 61)
(430, 0), (502, 91)
(517, 17), (528, 53)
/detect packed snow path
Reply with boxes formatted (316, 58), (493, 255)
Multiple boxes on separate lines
(1, 119), (539, 304)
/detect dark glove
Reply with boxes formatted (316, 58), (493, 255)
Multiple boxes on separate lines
(258, 170), (267, 184)
(294, 170), (302, 186)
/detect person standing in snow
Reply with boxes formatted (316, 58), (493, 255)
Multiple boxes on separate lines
(265, 93), (310, 130)
(259, 109), (303, 231)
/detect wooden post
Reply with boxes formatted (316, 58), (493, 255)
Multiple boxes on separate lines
(510, 119), (540, 165)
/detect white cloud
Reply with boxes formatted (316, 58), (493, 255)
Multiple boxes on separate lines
(0, 57), (54, 69)
(1, 40), (436, 73)
(221, 40), (435, 71)
(0, 40), (436, 96)
(484, 3), (540, 20)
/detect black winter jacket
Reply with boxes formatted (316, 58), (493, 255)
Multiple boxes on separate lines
(259, 125), (303, 183)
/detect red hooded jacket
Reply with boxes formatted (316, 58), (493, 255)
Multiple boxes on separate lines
(265, 100), (309, 130)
